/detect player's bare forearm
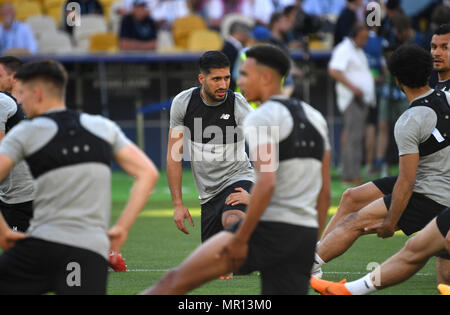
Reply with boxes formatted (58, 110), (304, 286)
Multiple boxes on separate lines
(317, 150), (331, 237)
(167, 128), (184, 207)
(111, 144), (159, 247)
(383, 154), (418, 236)
(167, 158), (184, 207)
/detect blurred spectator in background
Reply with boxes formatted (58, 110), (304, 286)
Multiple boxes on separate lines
(282, 4), (302, 49)
(116, 0), (157, 16)
(379, 0), (404, 45)
(221, 21), (252, 90)
(329, 22), (375, 185)
(152, 0), (190, 30)
(64, 0), (104, 34)
(119, 0), (158, 50)
(292, 0), (322, 42)
(333, 0), (364, 46)
(391, 13), (429, 50)
(268, 11), (290, 51)
(0, 3), (37, 55)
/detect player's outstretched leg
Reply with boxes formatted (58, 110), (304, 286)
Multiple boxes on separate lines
(312, 216), (447, 295)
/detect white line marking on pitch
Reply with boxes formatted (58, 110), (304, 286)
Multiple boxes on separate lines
(114, 269), (433, 276)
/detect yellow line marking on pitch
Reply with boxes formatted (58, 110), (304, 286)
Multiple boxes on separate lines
(140, 206), (339, 218)
(139, 206), (406, 236)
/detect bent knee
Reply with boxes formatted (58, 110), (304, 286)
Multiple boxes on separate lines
(222, 211), (245, 228)
(339, 188), (360, 213)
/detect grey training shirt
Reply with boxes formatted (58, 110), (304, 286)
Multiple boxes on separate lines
(170, 87), (256, 204)
(0, 93), (34, 204)
(243, 96), (330, 228)
(394, 89), (450, 207)
(0, 109), (131, 259)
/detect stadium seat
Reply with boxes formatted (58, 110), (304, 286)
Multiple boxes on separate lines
(172, 14), (207, 49)
(26, 14), (58, 40)
(89, 31), (118, 52)
(13, 0), (43, 21)
(187, 29), (223, 52)
(220, 13), (254, 39)
(37, 30), (72, 54)
(73, 14), (107, 51)
(156, 29), (176, 52)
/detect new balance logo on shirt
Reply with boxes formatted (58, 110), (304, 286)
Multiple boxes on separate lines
(220, 114), (231, 120)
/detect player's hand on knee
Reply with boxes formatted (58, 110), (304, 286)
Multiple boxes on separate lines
(174, 205), (194, 234)
(225, 187), (250, 206)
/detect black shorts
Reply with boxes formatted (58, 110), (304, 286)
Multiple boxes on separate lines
(227, 220), (318, 295)
(436, 208), (450, 260)
(437, 208), (450, 238)
(200, 180), (253, 242)
(373, 176), (448, 236)
(0, 238), (108, 295)
(0, 200), (33, 232)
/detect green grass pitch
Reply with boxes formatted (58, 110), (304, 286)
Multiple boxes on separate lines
(0, 169), (439, 295)
(107, 170), (440, 295)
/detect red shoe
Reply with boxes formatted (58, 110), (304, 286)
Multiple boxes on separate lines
(219, 274), (233, 280)
(310, 276), (351, 295)
(109, 251), (127, 272)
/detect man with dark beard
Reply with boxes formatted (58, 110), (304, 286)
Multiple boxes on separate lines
(167, 51), (255, 244)
(431, 24), (450, 92)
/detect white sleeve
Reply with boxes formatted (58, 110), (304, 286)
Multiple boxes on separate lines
(328, 43), (350, 72)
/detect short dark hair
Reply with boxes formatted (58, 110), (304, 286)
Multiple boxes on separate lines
(15, 59), (68, 98)
(245, 44), (291, 78)
(198, 51), (230, 74)
(0, 56), (23, 74)
(350, 21), (369, 39)
(434, 23), (450, 36)
(387, 43), (433, 88)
